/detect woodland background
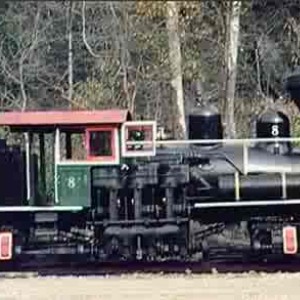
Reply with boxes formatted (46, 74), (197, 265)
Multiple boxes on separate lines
(1, 1), (300, 138)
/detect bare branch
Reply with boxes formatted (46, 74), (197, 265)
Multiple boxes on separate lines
(67, 1), (74, 105)
(20, 7), (41, 111)
(37, 76), (88, 110)
(81, 0), (102, 58)
(255, 37), (266, 99)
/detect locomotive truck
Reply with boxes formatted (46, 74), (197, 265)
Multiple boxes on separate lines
(0, 101), (300, 266)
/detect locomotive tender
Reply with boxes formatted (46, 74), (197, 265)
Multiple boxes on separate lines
(0, 105), (300, 264)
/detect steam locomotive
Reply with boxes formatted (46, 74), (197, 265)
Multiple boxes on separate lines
(1, 79), (300, 265)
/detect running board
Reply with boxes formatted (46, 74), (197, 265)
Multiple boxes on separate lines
(0, 206), (83, 212)
(194, 199), (300, 208)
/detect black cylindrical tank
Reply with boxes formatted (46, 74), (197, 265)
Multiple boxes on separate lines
(285, 71), (300, 108)
(256, 110), (291, 154)
(188, 106), (223, 147)
(218, 173), (300, 201)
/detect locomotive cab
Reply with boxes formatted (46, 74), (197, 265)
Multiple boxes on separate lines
(0, 110), (133, 208)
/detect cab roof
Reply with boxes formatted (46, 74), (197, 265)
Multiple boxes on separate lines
(0, 109), (131, 131)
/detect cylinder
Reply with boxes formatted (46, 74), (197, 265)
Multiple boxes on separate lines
(285, 71), (300, 107)
(188, 106), (223, 147)
(256, 110), (291, 154)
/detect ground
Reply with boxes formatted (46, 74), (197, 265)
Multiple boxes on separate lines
(0, 272), (298, 299)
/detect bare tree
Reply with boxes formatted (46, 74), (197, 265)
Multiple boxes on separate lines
(166, 1), (186, 139)
(1, 0), (298, 139)
(67, 1), (74, 105)
(110, 2), (136, 115)
(224, 1), (241, 138)
(0, 3), (41, 111)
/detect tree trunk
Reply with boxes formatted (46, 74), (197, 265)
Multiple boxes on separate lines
(166, 1), (186, 139)
(224, 1), (241, 138)
(67, 1), (73, 107)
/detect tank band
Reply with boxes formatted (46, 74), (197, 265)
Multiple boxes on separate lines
(281, 172), (287, 199)
(234, 172), (240, 201)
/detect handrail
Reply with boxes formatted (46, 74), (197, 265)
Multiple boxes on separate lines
(125, 137), (300, 146)
(124, 137), (300, 174)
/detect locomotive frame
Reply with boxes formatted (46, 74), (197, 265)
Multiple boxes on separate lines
(0, 108), (300, 266)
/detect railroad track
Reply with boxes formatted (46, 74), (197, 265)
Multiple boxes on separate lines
(1, 259), (300, 278)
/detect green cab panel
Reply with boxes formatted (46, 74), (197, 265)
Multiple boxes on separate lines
(56, 165), (90, 207)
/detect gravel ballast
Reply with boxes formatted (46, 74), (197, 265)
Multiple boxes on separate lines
(0, 272), (298, 299)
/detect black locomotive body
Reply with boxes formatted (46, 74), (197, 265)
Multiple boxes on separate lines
(0, 107), (300, 266)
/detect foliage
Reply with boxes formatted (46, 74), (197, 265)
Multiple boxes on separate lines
(0, 1), (299, 135)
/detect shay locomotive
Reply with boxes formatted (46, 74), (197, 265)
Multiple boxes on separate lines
(1, 104), (300, 265)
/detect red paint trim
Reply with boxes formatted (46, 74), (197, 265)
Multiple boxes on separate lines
(85, 126), (117, 162)
(283, 226), (298, 255)
(0, 110), (131, 127)
(0, 232), (13, 260)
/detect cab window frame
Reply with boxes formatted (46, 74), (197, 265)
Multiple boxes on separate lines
(85, 126), (117, 162)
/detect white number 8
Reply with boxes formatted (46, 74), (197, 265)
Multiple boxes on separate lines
(271, 125), (279, 137)
(67, 176), (76, 189)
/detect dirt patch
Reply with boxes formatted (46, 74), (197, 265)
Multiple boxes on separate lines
(0, 272), (297, 300)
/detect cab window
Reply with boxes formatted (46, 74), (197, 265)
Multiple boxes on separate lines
(86, 128), (116, 160)
(89, 130), (112, 156)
